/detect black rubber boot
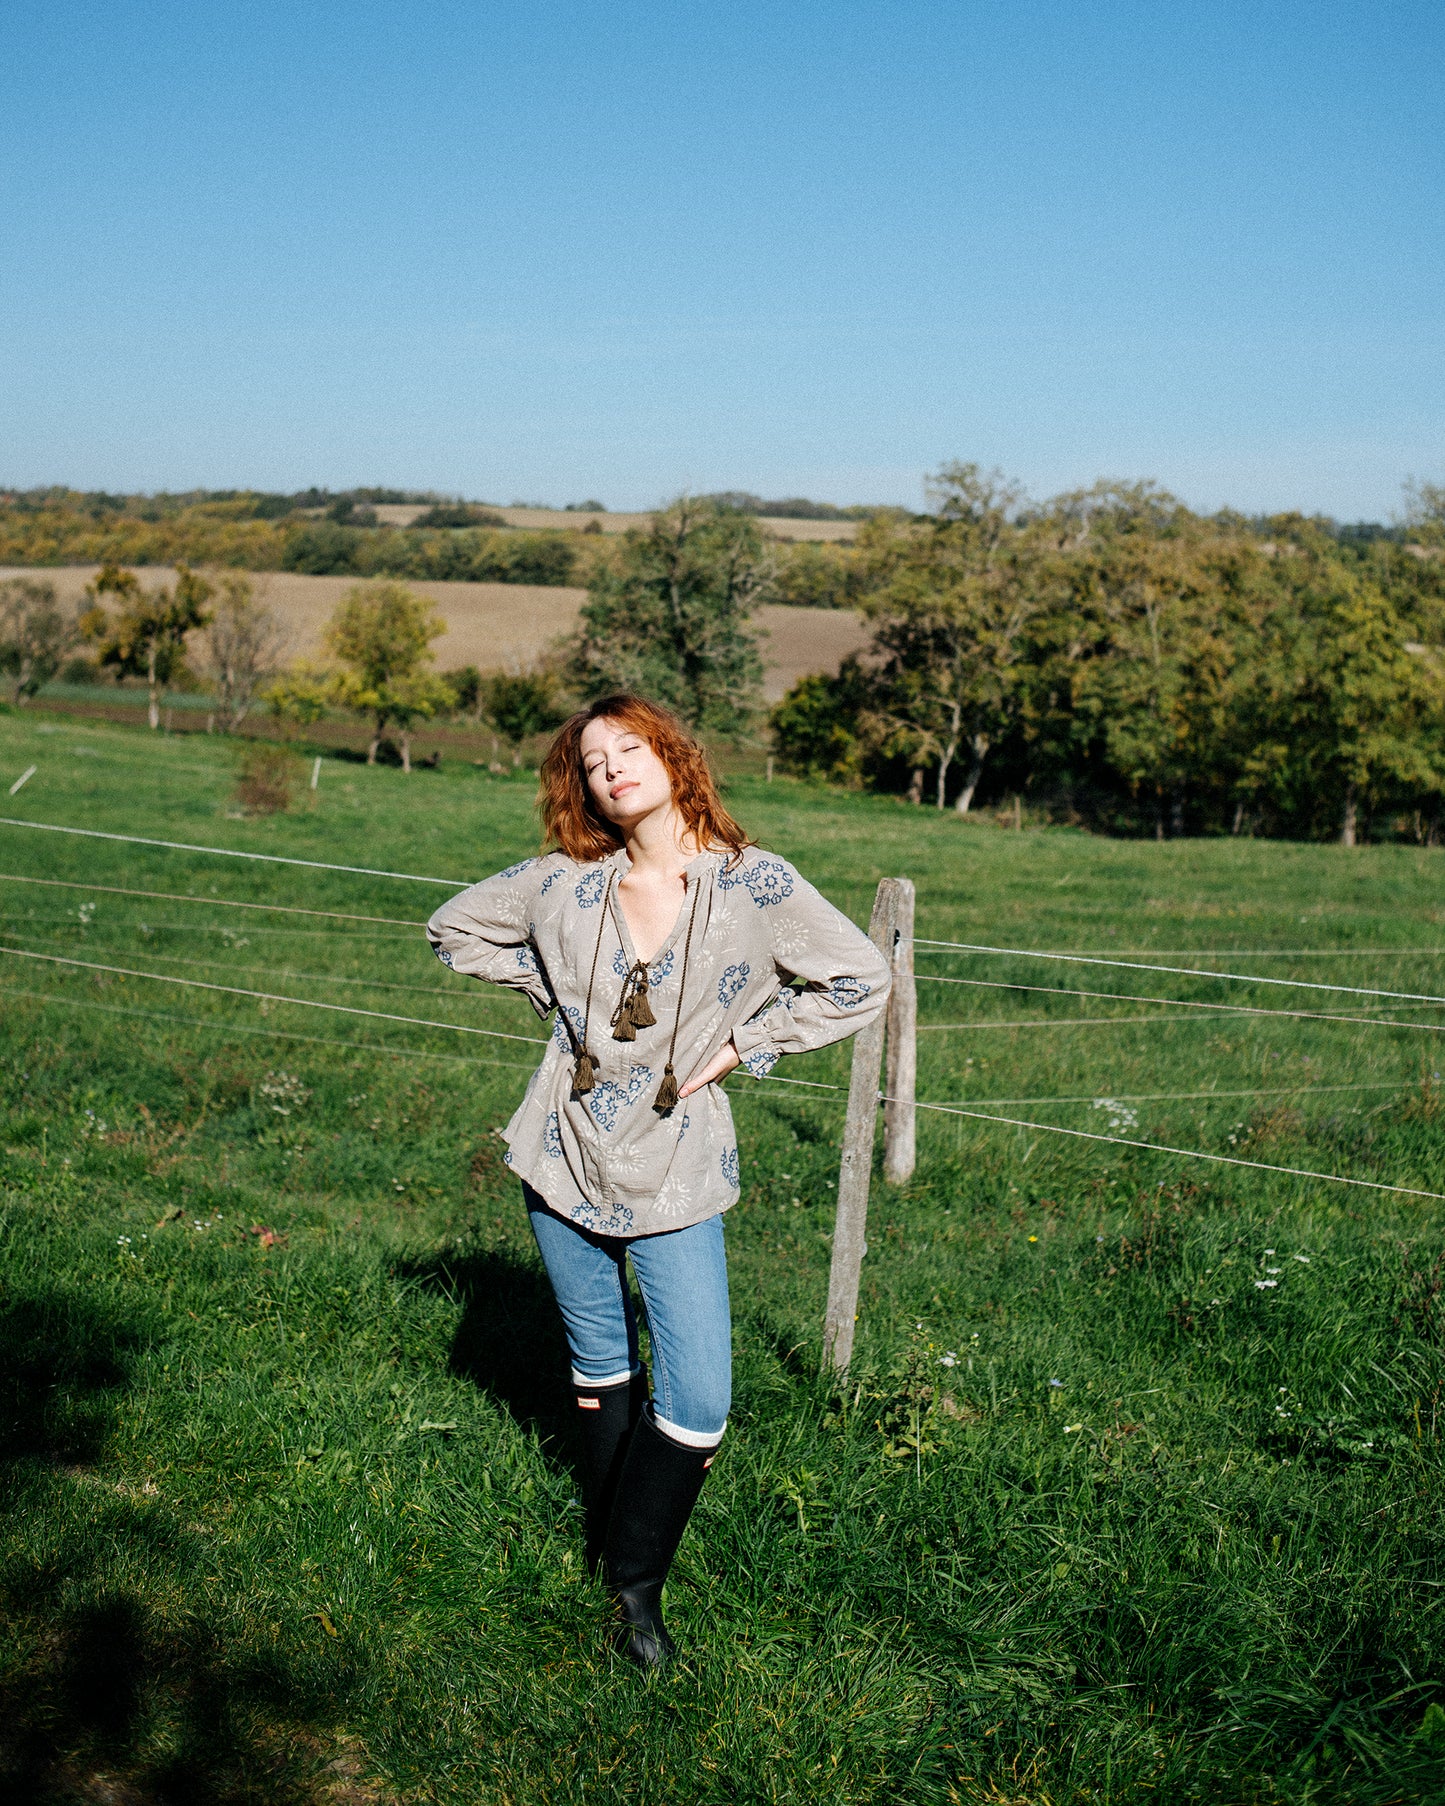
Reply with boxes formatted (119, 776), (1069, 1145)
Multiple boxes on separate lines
(574, 1369), (647, 1574)
(602, 1410), (716, 1670)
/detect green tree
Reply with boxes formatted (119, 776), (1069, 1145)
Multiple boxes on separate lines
(772, 541), (865, 610)
(1402, 478), (1445, 547)
(568, 497), (770, 736)
(265, 663), (333, 736)
(325, 581), (450, 770)
(1039, 488), (1245, 837)
(1235, 542), (1445, 844)
(769, 657), (873, 784)
(482, 670), (567, 765)
(859, 464), (1038, 810)
(0, 578), (80, 704)
(80, 563), (214, 728)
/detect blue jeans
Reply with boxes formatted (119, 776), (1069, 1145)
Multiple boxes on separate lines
(524, 1184), (732, 1448)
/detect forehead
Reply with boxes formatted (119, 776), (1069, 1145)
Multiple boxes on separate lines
(580, 716), (649, 758)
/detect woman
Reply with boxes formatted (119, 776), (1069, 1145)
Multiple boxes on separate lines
(427, 694), (889, 1668)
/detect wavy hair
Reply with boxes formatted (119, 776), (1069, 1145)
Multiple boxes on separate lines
(538, 694), (752, 864)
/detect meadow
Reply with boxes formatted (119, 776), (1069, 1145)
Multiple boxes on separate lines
(1, 706), (1443, 1805)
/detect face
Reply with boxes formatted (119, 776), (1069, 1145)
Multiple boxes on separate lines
(579, 716), (675, 828)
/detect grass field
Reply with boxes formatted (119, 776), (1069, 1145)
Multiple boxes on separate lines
(1, 706), (1444, 1805)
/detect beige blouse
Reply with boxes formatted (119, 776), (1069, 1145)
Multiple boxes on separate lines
(426, 844), (890, 1236)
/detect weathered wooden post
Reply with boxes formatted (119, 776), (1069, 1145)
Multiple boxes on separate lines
(822, 877), (909, 1373)
(882, 877), (916, 1185)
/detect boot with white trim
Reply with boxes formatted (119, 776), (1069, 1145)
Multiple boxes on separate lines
(601, 1408), (717, 1670)
(573, 1368), (648, 1575)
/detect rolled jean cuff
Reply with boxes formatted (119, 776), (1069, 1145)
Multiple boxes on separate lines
(571, 1365), (638, 1389)
(653, 1410), (726, 1450)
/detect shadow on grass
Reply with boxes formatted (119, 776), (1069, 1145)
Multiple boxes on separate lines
(0, 1288), (367, 1806)
(395, 1246), (576, 1459)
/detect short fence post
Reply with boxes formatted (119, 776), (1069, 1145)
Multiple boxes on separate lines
(882, 877), (916, 1184)
(822, 877), (905, 1374)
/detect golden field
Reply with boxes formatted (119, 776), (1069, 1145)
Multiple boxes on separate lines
(0, 566), (867, 703)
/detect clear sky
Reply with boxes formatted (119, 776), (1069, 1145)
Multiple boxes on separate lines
(1, 0), (1440, 518)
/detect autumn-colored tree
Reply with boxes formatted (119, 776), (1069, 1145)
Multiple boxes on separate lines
(204, 573), (288, 731)
(264, 663), (333, 737)
(325, 581), (451, 770)
(80, 563), (213, 728)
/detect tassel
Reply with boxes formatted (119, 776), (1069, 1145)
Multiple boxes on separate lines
(628, 979), (657, 1029)
(654, 1063), (679, 1114)
(573, 1050), (596, 1094)
(611, 1010), (636, 1043)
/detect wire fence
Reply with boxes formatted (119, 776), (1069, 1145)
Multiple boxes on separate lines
(3, 812), (1440, 1207)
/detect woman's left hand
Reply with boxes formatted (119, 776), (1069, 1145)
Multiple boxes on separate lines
(677, 1038), (741, 1098)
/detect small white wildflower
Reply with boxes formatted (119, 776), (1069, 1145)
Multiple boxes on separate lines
(1048, 1378), (1064, 1389)
(938, 1353), (958, 1368)
(1254, 1279), (1278, 1290)
(1063, 1423), (1082, 1434)
(1266, 1267), (1282, 1275)
(1264, 1248), (1276, 1256)
(259, 1071), (311, 1114)
(1294, 1253), (1311, 1264)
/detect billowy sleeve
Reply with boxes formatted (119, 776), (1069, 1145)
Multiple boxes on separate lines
(730, 861), (890, 1078)
(425, 857), (556, 1019)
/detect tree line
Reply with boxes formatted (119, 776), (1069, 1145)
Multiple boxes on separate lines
(0, 487), (864, 595)
(772, 469), (1445, 844)
(6, 471), (1444, 843)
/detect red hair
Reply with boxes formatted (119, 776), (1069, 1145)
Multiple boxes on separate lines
(538, 694), (752, 864)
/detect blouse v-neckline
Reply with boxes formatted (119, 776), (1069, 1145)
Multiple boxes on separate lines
(606, 848), (715, 968)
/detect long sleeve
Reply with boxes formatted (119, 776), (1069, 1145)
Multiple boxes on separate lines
(425, 856), (558, 1019)
(728, 858), (890, 1078)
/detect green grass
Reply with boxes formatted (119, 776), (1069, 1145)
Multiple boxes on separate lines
(1, 707), (1444, 1805)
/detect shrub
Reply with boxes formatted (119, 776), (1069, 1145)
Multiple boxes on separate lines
(235, 743), (299, 815)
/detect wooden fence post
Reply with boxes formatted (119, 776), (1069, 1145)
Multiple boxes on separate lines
(822, 877), (906, 1374)
(882, 877), (916, 1184)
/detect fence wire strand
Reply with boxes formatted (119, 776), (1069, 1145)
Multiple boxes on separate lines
(916, 936), (1445, 1006)
(0, 816), (468, 886)
(0, 870), (423, 927)
(918, 970), (1445, 1035)
(0, 945), (549, 1046)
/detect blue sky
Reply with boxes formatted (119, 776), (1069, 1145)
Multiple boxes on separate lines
(1, 1), (1439, 517)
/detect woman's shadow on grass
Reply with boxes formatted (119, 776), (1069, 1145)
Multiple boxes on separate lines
(396, 1245), (578, 1460)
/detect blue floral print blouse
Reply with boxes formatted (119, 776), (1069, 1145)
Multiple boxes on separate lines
(426, 845), (890, 1236)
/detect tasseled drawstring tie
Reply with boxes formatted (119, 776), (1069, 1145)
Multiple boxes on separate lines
(611, 961), (657, 1041)
(653, 883), (700, 1116)
(570, 873), (614, 1097)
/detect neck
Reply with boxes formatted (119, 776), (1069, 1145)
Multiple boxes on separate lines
(619, 804), (697, 877)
